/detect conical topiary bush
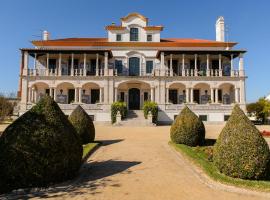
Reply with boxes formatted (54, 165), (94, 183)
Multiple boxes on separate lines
(213, 104), (270, 180)
(69, 105), (95, 144)
(0, 96), (82, 194)
(170, 106), (205, 146)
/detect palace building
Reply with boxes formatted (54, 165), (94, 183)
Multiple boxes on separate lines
(18, 13), (246, 123)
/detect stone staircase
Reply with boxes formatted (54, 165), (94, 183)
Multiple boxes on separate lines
(120, 110), (154, 127)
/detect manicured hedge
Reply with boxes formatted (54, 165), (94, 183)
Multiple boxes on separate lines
(0, 96), (82, 194)
(213, 105), (270, 180)
(111, 101), (127, 124)
(143, 101), (158, 124)
(170, 106), (205, 146)
(69, 105), (95, 144)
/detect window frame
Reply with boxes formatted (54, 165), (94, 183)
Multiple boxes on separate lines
(130, 27), (139, 41)
(147, 34), (153, 42)
(146, 60), (154, 74)
(116, 34), (122, 41)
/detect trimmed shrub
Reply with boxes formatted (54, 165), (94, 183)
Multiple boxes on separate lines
(0, 96), (82, 194)
(170, 106), (205, 146)
(143, 101), (158, 124)
(111, 101), (127, 124)
(69, 105), (95, 144)
(213, 105), (270, 180)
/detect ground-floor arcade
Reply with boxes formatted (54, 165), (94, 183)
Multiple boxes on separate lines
(19, 77), (246, 123)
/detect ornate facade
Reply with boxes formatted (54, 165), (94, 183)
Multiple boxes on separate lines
(18, 13), (246, 123)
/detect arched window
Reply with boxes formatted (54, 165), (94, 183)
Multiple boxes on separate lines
(130, 28), (139, 41)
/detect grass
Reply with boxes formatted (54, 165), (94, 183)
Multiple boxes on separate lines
(82, 142), (100, 161)
(170, 141), (270, 192)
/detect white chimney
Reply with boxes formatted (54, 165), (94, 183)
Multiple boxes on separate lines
(216, 16), (225, 42)
(43, 30), (50, 40)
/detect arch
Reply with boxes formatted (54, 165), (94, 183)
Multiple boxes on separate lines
(55, 82), (75, 104)
(193, 83), (211, 104)
(218, 83), (235, 104)
(56, 82), (75, 88)
(121, 13), (148, 23)
(81, 82), (100, 89)
(29, 81), (49, 88)
(117, 80), (151, 89)
(168, 82), (186, 88)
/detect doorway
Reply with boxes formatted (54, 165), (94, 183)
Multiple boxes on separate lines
(193, 89), (200, 104)
(128, 88), (140, 110)
(68, 89), (75, 103)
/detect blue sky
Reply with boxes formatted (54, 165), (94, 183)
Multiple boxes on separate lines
(0, 0), (269, 102)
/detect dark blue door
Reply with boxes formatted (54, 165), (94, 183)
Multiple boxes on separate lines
(129, 57), (140, 76)
(129, 88), (140, 110)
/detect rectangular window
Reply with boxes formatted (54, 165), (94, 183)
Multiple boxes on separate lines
(116, 34), (122, 41)
(115, 60), (123, 74)
(146, 60), (153, 74)
(147, 34), (152, 41)
(199, 115), (208, 121)
(130, 28), (139, 41)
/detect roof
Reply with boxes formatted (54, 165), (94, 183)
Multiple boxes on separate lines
(31, 37), (237, 48)
(121, 12), (148, 23)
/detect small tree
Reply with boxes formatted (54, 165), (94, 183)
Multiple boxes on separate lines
(69, 105), (95, 144)
(170, 106), (205, 146)
(0, 96), (82, 193)
(111, 101), (127, 124)
(0, 96), (14, 122)
(213, 105), (270, 179)
(143, 101), (158, 124)
(246, 98), (270, 124)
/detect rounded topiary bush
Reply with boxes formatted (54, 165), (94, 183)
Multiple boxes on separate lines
(69, 105), (95, 144)
(0, 96), (82, 194)
(170, 106), (205, 146)
(213, 105), (270, 180)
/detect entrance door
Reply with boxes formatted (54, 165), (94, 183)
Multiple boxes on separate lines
(68, 89), (75, 104)
(169, 89), (178, 104)
(129, 57), (140, 76)
(129, 88), (140, 110)
(193, 89), (200, 104)
(91, 89), (100, 104)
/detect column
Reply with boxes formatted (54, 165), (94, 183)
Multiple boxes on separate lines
(166, 88), (169, 103)
(151, 87), (154, 102)
(83, 53), (87, 76)
(219, 54), (222, 76)
(160, 52), (165, 76)
(182, 54), (185, 76)
(22, 51), (29, 76)
(71, 53), (74, 76)
(28, 87), (32, 102)
(170, 54), (173, 76)
(49, 87), (53, 98)
(194, 54), (198, 76)
(53, 88), (57, 101)
(74, 88), (77, 103)
(31, 88), (35, 102)
(24, 51), (29, 69)
(58, 53), (62, 76)
(104, 52), (108, 76)
(240, 80), (245, 104)
(114, 87), (118, 102)
(99, 88), (103, 103)
(78, 88), (82, 103)
(186, 88), (190, 103)
(206, 54), (210, 76)
(34, 53), (37, 69)
(230, 54), (234, 77)
(104, 80), (109, 104)
(239, 53), (244, 77)
(235, 88), (239, 103)
(96, 53), (99, 76)
(215, 88), (218, 103)
(190, 88), (194, 103)
(210, 88), (214, 103)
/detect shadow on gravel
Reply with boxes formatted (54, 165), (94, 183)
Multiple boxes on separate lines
(100, 139), (124, 146)
(202, 139), (216, 146)
(3, 160), (141, 199)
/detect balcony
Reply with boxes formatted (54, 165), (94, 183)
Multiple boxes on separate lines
(165, 103), (234, 111)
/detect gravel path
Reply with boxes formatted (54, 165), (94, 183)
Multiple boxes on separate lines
(3, 125), (270, 199)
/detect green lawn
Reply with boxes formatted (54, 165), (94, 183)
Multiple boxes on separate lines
(170, 142), (270, 192)
(82, 142), (100, 161)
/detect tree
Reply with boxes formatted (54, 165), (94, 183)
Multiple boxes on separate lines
(0, 96), (14, 122)
(213, 105), (270, 179)
(247, 98), (270, 123)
